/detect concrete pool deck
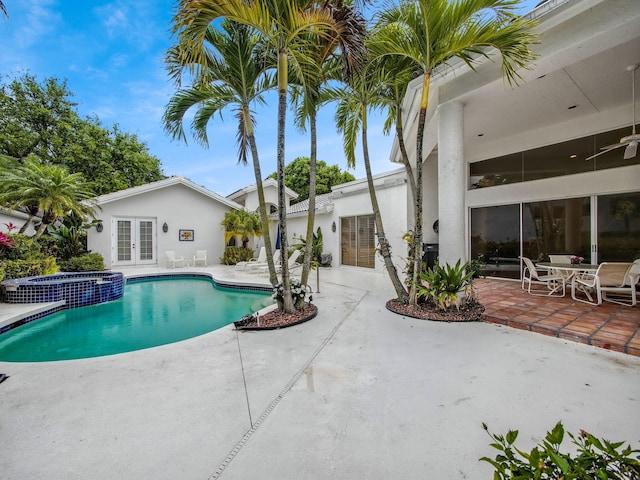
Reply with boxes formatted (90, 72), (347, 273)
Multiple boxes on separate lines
(1, 265), (639, 479)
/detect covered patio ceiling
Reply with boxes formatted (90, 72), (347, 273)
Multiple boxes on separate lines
(392, 0), (640, 164)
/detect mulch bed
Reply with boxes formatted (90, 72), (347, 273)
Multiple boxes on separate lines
(234, 303), (318, 331)
(386, 298), (485, 322)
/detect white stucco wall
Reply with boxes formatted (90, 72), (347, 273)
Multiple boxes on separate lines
(0, 211), (35, 236)
(331, 171), (408, 275)
(88, 183), (233, 268)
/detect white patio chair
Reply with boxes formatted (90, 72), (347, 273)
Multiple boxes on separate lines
(165, 251), (185, 268)
(520, 256), (566, 296)
(236, 246), (266, 270)
(258, 249), (301, 274)
(248, 249), (281, 272)
(549, 254), (575, 281)
(549, 254), (573, 264)
(193, 250), (207, 266)
(571, 262), (636, 306)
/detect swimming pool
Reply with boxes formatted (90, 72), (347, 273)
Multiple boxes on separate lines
(0, 277), (272, 362)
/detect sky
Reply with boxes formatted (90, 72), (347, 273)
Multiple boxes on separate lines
(0, 0), (540, 197)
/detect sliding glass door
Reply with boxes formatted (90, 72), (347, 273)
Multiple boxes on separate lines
(470, 191), (639, 279)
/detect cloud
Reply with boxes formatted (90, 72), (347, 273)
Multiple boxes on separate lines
(14, 0), (62, 49)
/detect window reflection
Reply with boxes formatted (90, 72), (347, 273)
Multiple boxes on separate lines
(522, 198), (590, 263)
(597, 192), (640, 261)
(469, 125), (637, 189)
(470, 205), (520, 279)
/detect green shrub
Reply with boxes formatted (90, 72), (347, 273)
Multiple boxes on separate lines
(220, 247), (255, 265)
(58, 253), (105, 272)
(415, 259), (475, 310)
(481, 421), (640, 479)
(0, 258), (57, 280)
(2, 234), (42, 260)
(37, 234), (60, 258)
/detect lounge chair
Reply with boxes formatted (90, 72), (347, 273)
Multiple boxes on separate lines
(166, 251), (185, 268)
(520, 256), (566, 296)
(193, 250), (207, 266)
(572, 261), (638, 306)
(259, 249), (301, 274)
(236, 246), (266, 270)
(247, 249), (281, 272)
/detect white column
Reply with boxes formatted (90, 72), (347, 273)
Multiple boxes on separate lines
(437, 101), (466, 266)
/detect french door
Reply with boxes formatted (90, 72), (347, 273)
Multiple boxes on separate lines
(112, 217), (156, 266)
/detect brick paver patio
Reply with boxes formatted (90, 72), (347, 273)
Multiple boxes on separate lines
(476, 278), (640, 356)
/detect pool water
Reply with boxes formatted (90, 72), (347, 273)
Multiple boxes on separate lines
(0, 278), (272, 362)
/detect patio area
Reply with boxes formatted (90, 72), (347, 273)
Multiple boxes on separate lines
(476, 278), (640, 357)
(0, 265), (639, 479)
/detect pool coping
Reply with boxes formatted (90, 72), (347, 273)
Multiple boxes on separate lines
(0, 271), (275, 336)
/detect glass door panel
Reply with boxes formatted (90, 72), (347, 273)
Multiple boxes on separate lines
(116, 220), (133, 263)
(522, 197), (590, 263)
(137, 219), (156, 264)
(357, 215), (375, 268)
(470, 204), (521, 279)
(341, 217), (356, 266)
(597, 192), (640, 262)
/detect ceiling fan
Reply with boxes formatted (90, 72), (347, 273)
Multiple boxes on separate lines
(586, 63), (639, 162)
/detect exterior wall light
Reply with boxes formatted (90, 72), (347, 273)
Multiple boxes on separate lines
(162, 222), (168, 233)
(332, 221), (336, 233)
(96, 222), (104, 233)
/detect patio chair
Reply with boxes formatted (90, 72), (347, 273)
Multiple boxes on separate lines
(165, 251), (185, 268)
(549, 254), (575, 281)
(520, 256), (566, 296)
(258, 249), (301, 274)
(193, 250), (207, 266)
(236, 246), (266, 270)
(571, 262), (637, 306)
(549, 254), (572, 264)
(247, 249), (281, 272)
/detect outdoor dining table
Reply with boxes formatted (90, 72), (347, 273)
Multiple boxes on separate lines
(536, 262), (599, 295)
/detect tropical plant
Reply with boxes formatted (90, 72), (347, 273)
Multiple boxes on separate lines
(332, 58), (409, 302)
(221, 209), (263, 246)
(288, 3), (366, 288)
(164, 19), (279, 285)
(481, 421), (640, 479)
(370, 0), (538, 305)
(171, 0), (352, 313)
(0, 157), (98, 238)
(415, 260), (475, 310)
(220, 246), (257, 265)
(293, 226), (323, 265)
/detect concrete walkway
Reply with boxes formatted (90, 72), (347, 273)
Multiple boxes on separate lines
(1, 266), (639, 479)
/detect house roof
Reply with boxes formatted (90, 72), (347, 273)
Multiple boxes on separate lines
(93, 176), (243, 210)
(287, 193), (334, 215)
(226, 178), (298, 201)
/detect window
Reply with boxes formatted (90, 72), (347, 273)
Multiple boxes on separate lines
(469, 125), (637, 189)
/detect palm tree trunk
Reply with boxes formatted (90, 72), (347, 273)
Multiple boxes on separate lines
(277, 47), (295, 313)
(247, 129), (277, 286)
(409, 73), (430, 305)
(362, 105), (408, 302)
(396, 107), (416, 203)
(301, 110), (317, 287)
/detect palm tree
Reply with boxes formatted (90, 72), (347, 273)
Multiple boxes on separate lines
(291, 2), (367, 287)
(0, 157), (98, 239)
(332, 60), (409, 302)
(221, 209), (263, 246)
(371, 0), (537, 305)
(164, 20), (279, 286)
(171, 0), (347, 313)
